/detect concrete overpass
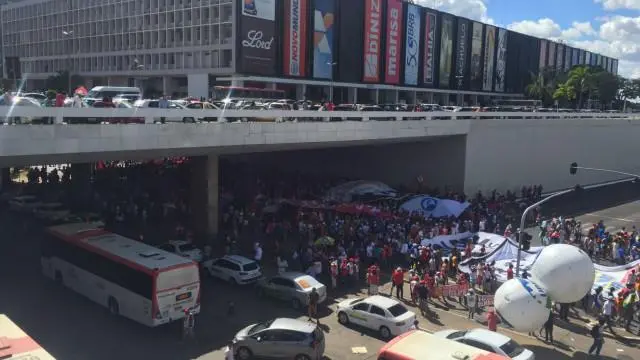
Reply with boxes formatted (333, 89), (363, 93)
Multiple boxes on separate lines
(1, 106), (639, 234)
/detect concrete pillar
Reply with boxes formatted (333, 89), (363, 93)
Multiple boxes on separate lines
(348, 88), (357, 104)
(162, 76), (169, 96)
(190, 155), (219, 238)
(187, 73), (209, 99)
(373, 89), (379, 104)
(296, 84), (307, 100)
(1, 168), (11, 190)
(393, 90), (399, 103)
(456, 94), (464, 106)
(266, 83), (277, 90)
(471, 95), (478, 106)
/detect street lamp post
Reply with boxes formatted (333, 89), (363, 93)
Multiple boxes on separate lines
(516, 188), (575, 276)
(327, 61), (337, 103)
(569, 162), (640, 180)
(62, 30), (73, 95)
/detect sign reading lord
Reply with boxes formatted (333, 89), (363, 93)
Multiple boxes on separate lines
(239, 0), (276, 75)
(384, 0), (403, 84)
(404, 4), (421, 86)
(284, 0), (308, 77)
(423, 12), (436, 86)
(363, 0), (382, 82)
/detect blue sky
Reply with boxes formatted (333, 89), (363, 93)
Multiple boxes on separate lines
(422, 0), (640, 78)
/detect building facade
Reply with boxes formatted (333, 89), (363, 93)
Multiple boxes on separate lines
(1, 0), (619, 104)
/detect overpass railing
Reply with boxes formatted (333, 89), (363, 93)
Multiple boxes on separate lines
(0, 106), (636, 124)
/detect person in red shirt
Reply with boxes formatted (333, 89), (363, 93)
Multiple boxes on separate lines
(507, 264), (514, 280)
(55, 91), (66, 107)
(391, 267), (405, 299)
(487, 308), (498, 331)
(367, 264), (380, 295)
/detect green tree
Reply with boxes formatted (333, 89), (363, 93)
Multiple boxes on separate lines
(45, 70), (85, 93)
(591, 71), (620, 109)
(553, 82), (576, 106)
(618, 78), (640, 111)
(566, 66), (595, 109)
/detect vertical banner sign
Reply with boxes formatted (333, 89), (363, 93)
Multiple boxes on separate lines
(404, 4), (421, 86)
(548, 42), (556, 68)
(313, 0), (335, 79)
(494, 28), (507, 92)
(482, 24), (495, 91)
(284, 0), (308, 77)
(423, 12), (437, 86)
(455, 19), (469, 89)
(440, 15), (454, 89)
(469, 22), (483, 90)
(564, 46), (571, 71)
(556, 44), (564, 70)
(384, 0), (403, 84)
(238, 0), (277, 75)
(363, 0), (382, 82)
(539, 40), (547, 70)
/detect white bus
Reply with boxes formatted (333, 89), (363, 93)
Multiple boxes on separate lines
(0, 314), (56, 359)
(42, 223), (201, 327)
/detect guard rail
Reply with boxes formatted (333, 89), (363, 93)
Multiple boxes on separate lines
(0, 106), (636, 124)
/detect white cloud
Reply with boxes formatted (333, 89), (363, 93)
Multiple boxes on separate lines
(417, 0), (494, 24)
(596, 0), (640, 10)
(507, 18), (562, 38)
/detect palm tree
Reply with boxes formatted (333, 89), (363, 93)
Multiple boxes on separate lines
(567, 66), (594, 109)
(553, 82), (576, 106)
(525, 72), (555, 106)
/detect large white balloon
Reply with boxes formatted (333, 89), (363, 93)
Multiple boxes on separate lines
(531, 244), (595, 303)
(494, 278), (550, 332)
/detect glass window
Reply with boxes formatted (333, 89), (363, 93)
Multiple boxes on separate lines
(499, 340), (525, 357)
(464, 340), (495, 353)
(242, 262), (258, 271)
(387, 304), (408, 317)
(369, 305), (386, 317)
(353, 303), (369, 311)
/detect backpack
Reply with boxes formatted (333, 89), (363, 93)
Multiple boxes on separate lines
(590, 324), (599, 338)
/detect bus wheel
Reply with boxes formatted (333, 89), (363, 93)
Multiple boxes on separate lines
(54, 271), (63, 284)
(108, 297), (120, 316)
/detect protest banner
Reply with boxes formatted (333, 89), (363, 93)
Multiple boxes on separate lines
(435, 283), (469, 298)
(477, 295), (494, 308)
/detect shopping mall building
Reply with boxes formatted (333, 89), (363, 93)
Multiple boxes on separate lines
(0, 0), (619, 105)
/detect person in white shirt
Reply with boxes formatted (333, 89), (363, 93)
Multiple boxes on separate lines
(601, 297), (616, 333)
(72, 93), (83, 107)
(254, 242), (263, 265)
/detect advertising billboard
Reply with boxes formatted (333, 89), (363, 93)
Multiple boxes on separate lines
(312, 0), (335, 79)
(494, 28), (507, 92)
(337, 0), (363, 83)
(384, 0), (403, 84)
(548, 42), (556, 69)
(404, 4), (421, 86)
(564, 46), (571, 71)
(539, 40), (547, 70)
(482, 24), (495, 91)
(556, 44), (564, 70)
(454, 18), (470, 89)
(423, 11), (437, 86)
(440, 14), (455, 89)
(237, 0), (277, 75)
(284, 0), (308, 77)
(470, 21), (483, 90)
(363, 0), (382, 82)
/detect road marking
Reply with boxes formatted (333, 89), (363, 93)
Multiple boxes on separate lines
(583, 213), (635, 222)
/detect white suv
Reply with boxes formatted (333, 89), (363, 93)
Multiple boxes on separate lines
(158, 240), (203, 263)
(203, 255), (262, 285)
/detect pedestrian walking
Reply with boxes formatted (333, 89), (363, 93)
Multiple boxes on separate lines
(466, 289), (478, 320)
(602, 296), (616, 334)
(182, 308), (196, 340)
(391, 267), (405, 299)
(588, 319), (605, 357)
(543, 311), (554, 343)
(308, 287), (320, 324)
(487, 308), (498, 332)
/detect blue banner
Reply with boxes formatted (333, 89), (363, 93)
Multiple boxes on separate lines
(312, 0), (335, 79)
(404, 4), (421, 85)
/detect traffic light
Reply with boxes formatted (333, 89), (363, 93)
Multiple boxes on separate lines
(570, 162), (578, 175)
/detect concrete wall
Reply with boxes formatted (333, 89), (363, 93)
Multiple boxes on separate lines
(464, 118), (640, 194)
(226, 136), (467, 192)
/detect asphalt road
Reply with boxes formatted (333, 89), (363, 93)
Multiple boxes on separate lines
(1, 206), (639, 360)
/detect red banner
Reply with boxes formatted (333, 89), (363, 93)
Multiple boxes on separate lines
(435, 283), (469, 298)
(384, 0), (403, 84)
(363, 0), (382, 82)
(284, 0), (308, 77)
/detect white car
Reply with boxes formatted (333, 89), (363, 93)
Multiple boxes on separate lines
(9, 195), (41, 212)
(433, 329), (535, 360)
(33, 202), (70, 220)
(158, 240), (203, 263)
(202, 255), (262, 284)
(336, 295), (416, 339)
(133, 99), (196, 123)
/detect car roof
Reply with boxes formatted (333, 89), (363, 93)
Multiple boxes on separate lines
(466, 328), (511, 346)
(168, 240), (190, 245)
(278, 271), (311, 280)
(269, 318), (316, 333)
(364, 295), (399, 309)
(223, 255), (255, 265)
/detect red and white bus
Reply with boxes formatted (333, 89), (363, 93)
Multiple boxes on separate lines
(42, 223), (201, 327)
(212, 86), (285, 102)
(0, 314), (56, 359)
(378, 330), (510, 360)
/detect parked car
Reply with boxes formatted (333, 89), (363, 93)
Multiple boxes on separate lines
(33, 202), (70, 221)
(157, 240), (203, 263)
(232, 318), (325, 360)
(202, 255), (262, 284)
(336, 295), (416, 339)
(433, 329), (535, 360)
(133, 99), (196, 123)
(256, 272), (327, 310)
(0, 96), (51, 124)
(9, 195), (41, 212)
(185, 101), (221, 122)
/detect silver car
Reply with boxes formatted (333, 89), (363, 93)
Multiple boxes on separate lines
(233, 318), (325, 360)
(257, 272), (327, 310)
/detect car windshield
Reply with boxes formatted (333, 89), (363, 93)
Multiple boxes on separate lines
(178, 243), (197, 252)
(499, 340), (525, 357)
(21, 198), (38, 203)
(248, 320), (274, 335)
(387, 304), (408, 317)
(446, 331), (468, 339)
(243, 262), (259, 271)
(349, 298), (364, 305)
